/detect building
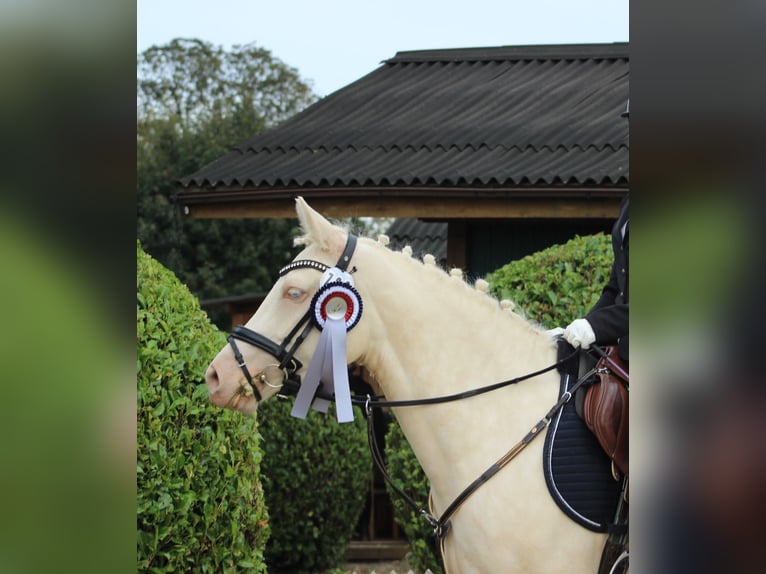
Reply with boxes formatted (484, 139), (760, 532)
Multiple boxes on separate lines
(177, 42), (628, 277)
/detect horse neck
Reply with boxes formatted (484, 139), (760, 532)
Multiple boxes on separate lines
(358, 245), (554, 397)
(356, 243), (560, 494)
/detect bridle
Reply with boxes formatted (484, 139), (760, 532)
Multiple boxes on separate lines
(226, 234), (358, 402)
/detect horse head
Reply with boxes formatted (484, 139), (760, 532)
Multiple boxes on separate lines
(205, 197), (373, 413)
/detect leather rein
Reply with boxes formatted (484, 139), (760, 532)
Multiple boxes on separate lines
(225, 233), (592, 542)
(364, 354), (591, 542)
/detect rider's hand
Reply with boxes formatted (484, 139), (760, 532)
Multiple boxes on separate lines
(563, 318), (596, 349)
(545, 327), (565, 341)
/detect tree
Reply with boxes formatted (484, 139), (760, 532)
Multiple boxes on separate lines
(137, 39), (317, 327)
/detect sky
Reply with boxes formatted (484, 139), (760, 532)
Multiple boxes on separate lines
(137, 0), (628, 97)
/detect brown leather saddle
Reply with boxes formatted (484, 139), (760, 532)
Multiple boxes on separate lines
(583, 345), (629, 479)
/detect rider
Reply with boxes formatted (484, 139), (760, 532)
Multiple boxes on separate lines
(549, 99), (630, 486)
(561, 101), (629, 363)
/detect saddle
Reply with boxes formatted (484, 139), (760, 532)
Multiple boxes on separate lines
(583, 346), (629, 478)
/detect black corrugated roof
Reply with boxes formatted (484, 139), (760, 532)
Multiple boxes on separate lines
(386, 218), (447, 263)
(179, 42), (628, 192)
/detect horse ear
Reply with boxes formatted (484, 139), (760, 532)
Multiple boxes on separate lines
(295, 196), (342, 251)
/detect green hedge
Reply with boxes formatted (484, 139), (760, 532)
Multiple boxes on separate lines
(384, 233), (613, 572)
(487, 233), (613, 327)
(137, 243), (269, 573)
(258, 399), (371, 573)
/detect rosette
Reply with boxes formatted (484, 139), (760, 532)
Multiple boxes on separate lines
(291, 268), (364, 423)
(311, 281), (363, 331)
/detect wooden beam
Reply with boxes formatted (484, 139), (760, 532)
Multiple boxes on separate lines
(447, 221), (467, 270)
(183, 196), (623, 220)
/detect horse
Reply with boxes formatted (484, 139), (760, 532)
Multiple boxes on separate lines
(205, 198), (611, 573)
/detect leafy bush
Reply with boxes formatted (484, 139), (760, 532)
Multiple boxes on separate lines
(137, 242), (269, 573)
(486, 233), (613, 327)
(384, 233), (613, 572)
(258, 399), (371, 573)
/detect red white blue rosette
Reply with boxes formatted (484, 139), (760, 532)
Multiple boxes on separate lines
(292, 268), (363, 423)
(311, 281), (363, 331)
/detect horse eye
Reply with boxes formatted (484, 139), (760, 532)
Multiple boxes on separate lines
(285, 288), (305, 301)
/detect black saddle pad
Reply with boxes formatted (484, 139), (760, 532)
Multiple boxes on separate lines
(542, 345), (622, 532)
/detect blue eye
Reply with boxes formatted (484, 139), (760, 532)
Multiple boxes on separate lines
(286, 288), (304, 300)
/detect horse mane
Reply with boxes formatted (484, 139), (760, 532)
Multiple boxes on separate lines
(366, 233), (547, 338)
(292, 215), (547, 338)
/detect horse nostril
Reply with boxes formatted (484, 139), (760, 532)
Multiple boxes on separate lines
(205, 364), (220, 392)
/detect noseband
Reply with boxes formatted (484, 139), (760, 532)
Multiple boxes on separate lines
(227, 234), (358, 401)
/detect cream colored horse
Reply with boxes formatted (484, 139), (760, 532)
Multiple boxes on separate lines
(206, 198), (607, 573)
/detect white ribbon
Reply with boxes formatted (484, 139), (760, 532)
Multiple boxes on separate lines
(290, 268), (361, 423)
(290, 315), (355, 423)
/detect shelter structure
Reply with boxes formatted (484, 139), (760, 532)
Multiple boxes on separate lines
(177, 42), (628, 274)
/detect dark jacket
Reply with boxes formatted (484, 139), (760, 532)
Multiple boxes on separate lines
(586, 194), (629, 361)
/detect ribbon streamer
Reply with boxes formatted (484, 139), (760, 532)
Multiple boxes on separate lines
(291, 269), (361, 423)
(291, 316), (355, 423)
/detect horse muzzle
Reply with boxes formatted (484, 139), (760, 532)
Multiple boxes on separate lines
(206, 343), (297, 411)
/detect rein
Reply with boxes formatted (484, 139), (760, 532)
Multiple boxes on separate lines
(351, 352), (576, 408)
(363, 347), (591, 542)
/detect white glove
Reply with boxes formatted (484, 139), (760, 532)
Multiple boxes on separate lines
(545, 327), (565, 341)
(563, 318), (596, 349)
